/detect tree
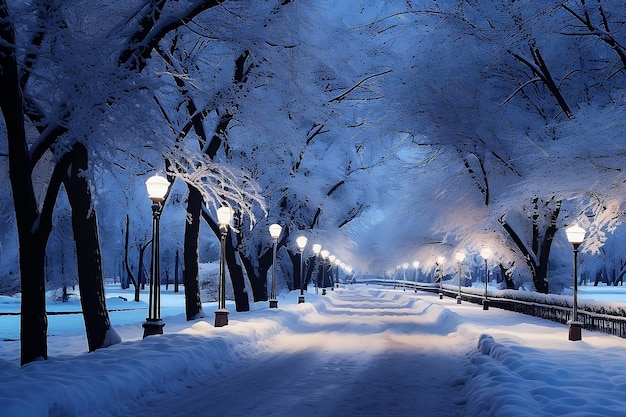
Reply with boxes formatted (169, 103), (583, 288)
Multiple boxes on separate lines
(0, 0), (239, 364)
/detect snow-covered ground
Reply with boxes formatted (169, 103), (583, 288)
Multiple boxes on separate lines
(1, 284), (626, 416)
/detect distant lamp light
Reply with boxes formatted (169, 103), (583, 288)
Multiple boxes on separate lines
(145, 175), (170, 202)
(217, 206), (233, 227)
(269, 223), (282, 240)
(566, 225), (586, 246)
(296, 236), (308, 251)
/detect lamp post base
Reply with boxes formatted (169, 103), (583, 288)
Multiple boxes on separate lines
(298, 295), (305, 304)
(269, 299), (278, 308)
(568, 321), (582, 341)
(214, 309), (229, 327)
(439, 292), (443, 300)
(482, 299), (489, 310)
(142, 319), (165, 338)
(456, 295), (462, 304)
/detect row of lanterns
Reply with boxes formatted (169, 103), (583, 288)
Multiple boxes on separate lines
(143, 173), (351, 334)
(144, 173), (587, 342)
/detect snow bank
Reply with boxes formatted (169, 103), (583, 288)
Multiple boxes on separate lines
(465, 332), (626, 416)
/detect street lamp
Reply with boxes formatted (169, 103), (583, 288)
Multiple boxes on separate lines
(296, 236), (308, 304)
(455, 251), (465, 304)
(334, 258), (341, 288)
(312, 244), (321, 294)
(215, 206), (233, 327)
(320, 249), (329, 295)
(413, 261), (420, 292)
(329, 255), (336, 291)
(566, 224), (586, 341)
(142, 174), (170, 338)
(269, 223), (282, 308)
(402, 263), (409, 291)
(480, 247), (493, 310)
(437, 256), (445, 299)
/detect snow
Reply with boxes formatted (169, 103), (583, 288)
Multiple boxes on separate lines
(1, 284), (626, 416)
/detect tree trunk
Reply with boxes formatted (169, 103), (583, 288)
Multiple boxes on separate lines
(289, 250), (301, 291)
(64, 143), (118, 351)
(1, 1), (48, 364)
(499, 264), (515, 290)
(224, 237), (250, 312)
(174, 250), (180, 292)
(240, 251), (272, 302)
(499, 198), (561, 294)
(183, 185), (203, 320)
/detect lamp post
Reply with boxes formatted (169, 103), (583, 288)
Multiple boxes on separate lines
(402, 263), (409, 291)
(296, 236), (308, 304)
(269, 223), (282, 308)
(142, 175), (170, 338)
(312, 244), (321, 294)
(320, 249), (329, 295)
(455, 251), (465, 304)
(328, 255), (336, 291)
(335, 258), (341, 288)
(437, 256), (445, 299)
(214, 206), (233, 327)
(566, 225), (586, 341)
(480, 247), (493, 310)
(413, 261), (420, 292)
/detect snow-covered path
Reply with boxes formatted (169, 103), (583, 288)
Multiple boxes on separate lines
(104, 290), (469, 417)
(6, 284), (626, 417)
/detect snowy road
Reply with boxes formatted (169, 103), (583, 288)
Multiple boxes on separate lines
(5, 285), (626, 416)
(106, 290), (469, 417)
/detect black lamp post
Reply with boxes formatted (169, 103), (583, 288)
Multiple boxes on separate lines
(437, 256), (445, 299)
(312, 244), (321, 294)
(142, 174), (170, 338)
(214, 206), (232, 327)
(480, 247), (493, 310)
(566, 224), (586, 341)
(455, 251), (465, 304)
(328, 255), (336, 291)
(269, 223), (282, 308)
(413, 261), (420, 292)
(402, 263), (408, 291)
(320, 249), (329, 295)
(296, 236), (308, 304)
